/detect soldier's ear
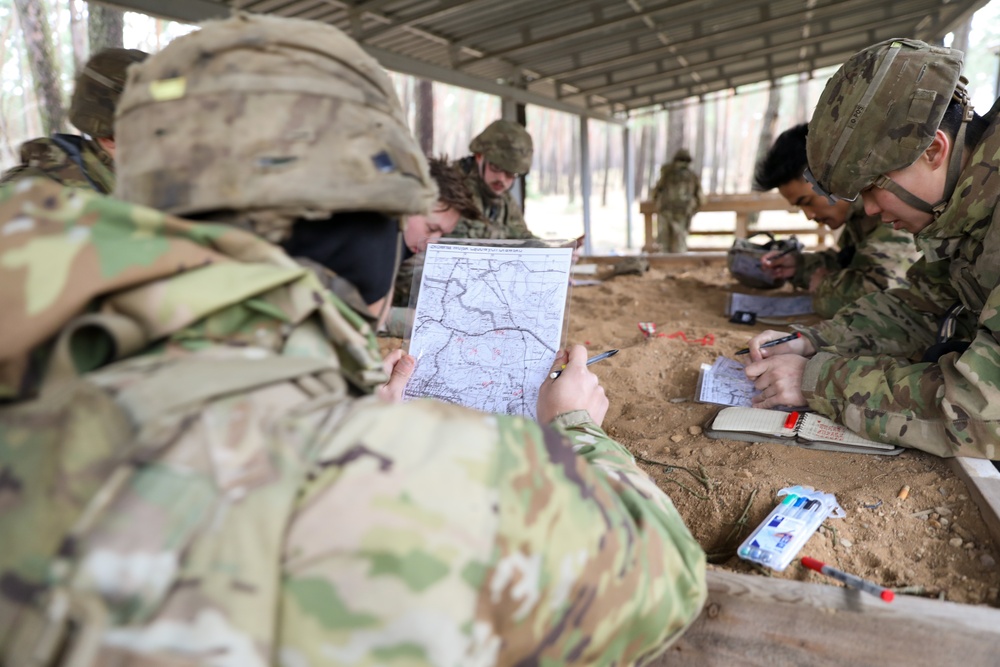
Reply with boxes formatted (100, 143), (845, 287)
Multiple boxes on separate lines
(924, 130), (951, 171)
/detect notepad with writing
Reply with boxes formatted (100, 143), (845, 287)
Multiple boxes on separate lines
(704, 407), (904, 456)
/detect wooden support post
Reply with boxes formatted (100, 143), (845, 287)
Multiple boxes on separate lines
(734, 212), (749, 239)
(653, 569), (1000, 666)
(949, 456), (1000, 550)
(643, 208), (660, 253)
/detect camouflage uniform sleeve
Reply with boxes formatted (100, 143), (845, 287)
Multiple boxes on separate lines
(793, 249), (842, 290)
(279, 400), (706, 665)
(502, 191), (537, 240)
(392, 253), (420, 308)
(795, 256), (960, 358)
(801, 282), (1000, 458)
(808, 224), (920, 318)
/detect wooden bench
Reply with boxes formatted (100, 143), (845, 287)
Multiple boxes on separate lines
(640, 192), (830, 253)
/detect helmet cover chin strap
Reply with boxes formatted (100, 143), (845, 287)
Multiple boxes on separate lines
(873, 85), (972, 220)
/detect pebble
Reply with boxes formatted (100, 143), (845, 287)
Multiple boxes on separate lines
(669, 397), (687, 403)
(928, 519), (942, 529)
(963, 542), (975, 550)
(937, 506), (953, 517)
(688, 425), (703, 435)
(840, 538), (853, 548)
(670, 434), (684, 443)
(981, 554), (996, 568)
(940, 517), (950, 527)
(949, 537), (964, 548)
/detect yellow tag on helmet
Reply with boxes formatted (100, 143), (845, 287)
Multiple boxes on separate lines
(149, 77), (187, 101)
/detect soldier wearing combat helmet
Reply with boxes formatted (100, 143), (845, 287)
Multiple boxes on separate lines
(0, 47), (147, 193)
(744, 38), (1000, 458)
(0, 13), (705, 667)
(651, 147), (702, 252)
(450, 119), (538, 239)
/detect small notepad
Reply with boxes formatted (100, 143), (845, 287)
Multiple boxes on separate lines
(705, 407), (904, 456)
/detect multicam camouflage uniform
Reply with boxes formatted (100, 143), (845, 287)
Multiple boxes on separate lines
(792, 201), (920, 318)
(651, 149), (702, 252)
(392, 252), (421, 308)
(797, 39), (1000, 458)
(0, 48), (146, 194)
(450, 121), (536, 240)
(0, 135), (115, 193)
(450, 155), (534, 240)
(0, 15), (706, 667)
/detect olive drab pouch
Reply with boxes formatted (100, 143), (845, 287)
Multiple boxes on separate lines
(727, 233), (802, 290)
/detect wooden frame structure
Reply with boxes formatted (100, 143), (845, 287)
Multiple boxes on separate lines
(639, 193), (831, 254)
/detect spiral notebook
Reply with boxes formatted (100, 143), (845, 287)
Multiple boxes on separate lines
(704, 407), (904, 456)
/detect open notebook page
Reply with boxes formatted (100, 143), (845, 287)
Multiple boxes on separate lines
(798, 414), (896, 450)
(710, 407), (796, 437)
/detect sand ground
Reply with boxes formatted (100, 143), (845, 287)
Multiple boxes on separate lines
(383, 257), (1000, 606)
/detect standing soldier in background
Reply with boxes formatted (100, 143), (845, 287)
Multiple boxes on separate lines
(0, 13), (706, 667)
(651, 148), (703, 252)
(0, 48), (148, 193)
(450, 119), (538, 239)
(753, 123), (920, 318)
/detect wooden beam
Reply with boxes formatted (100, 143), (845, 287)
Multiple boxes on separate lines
(654, 569), (1000, 666)
(949, 456), (1000, 551)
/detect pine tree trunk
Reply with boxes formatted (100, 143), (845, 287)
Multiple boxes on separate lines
(69, 0), (88, 72)
(695, 99), (707, 190)
(568, 121), (578, 204)
(748, 81), (781, 226)
(601, 125), (611, 207)
(13, 0), (64, 136)
(416, 78), (434, 155)
(796, 72), (810, 125)
(634, 125), (648, 201)
(88, 3), (124, 53)
(668, 106), (685, 158)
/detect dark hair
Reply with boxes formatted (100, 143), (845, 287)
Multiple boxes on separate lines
(428, 155), (482, 221)
(939, 97), (988, 150)
(753, 123), (808, 192)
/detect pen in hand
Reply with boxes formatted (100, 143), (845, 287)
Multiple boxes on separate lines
(735, 332), (801, 356)
(550, 349), (619, 379)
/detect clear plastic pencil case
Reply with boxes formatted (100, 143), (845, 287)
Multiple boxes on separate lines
(738, 485), (845, 571)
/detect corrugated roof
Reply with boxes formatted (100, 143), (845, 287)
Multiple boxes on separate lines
(104, 0), (987, 120)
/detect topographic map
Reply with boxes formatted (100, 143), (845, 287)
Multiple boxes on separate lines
(404, 243), (573, 418)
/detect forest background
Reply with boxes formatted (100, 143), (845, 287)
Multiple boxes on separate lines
(4, 0), (1000, 252)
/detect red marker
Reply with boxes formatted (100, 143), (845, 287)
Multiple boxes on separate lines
(801, 556), (894, 602)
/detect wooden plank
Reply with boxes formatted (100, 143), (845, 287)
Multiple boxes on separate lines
(639, 193), (797, 215)
(653, 569), (1000, 667)
(949, 456), (1000, 550)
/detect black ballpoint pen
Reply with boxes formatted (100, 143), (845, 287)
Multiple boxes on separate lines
(734, 332), (801, 356)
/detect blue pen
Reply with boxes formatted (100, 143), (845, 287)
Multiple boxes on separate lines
(788, 497), (807, 518)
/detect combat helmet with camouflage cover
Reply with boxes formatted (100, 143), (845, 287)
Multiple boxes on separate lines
(469, 119), (534, 175)
(115, 13), (436, 226)
(806, 38), (970, 219)
(69, 47), (148, 138)
(673, 148), (692, 163)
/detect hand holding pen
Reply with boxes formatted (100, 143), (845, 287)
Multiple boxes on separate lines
(737, 330), (816, 359)
(735, 332), (801, 356)
(537, 345), (610, 425)
(550, 349), (618, 379)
